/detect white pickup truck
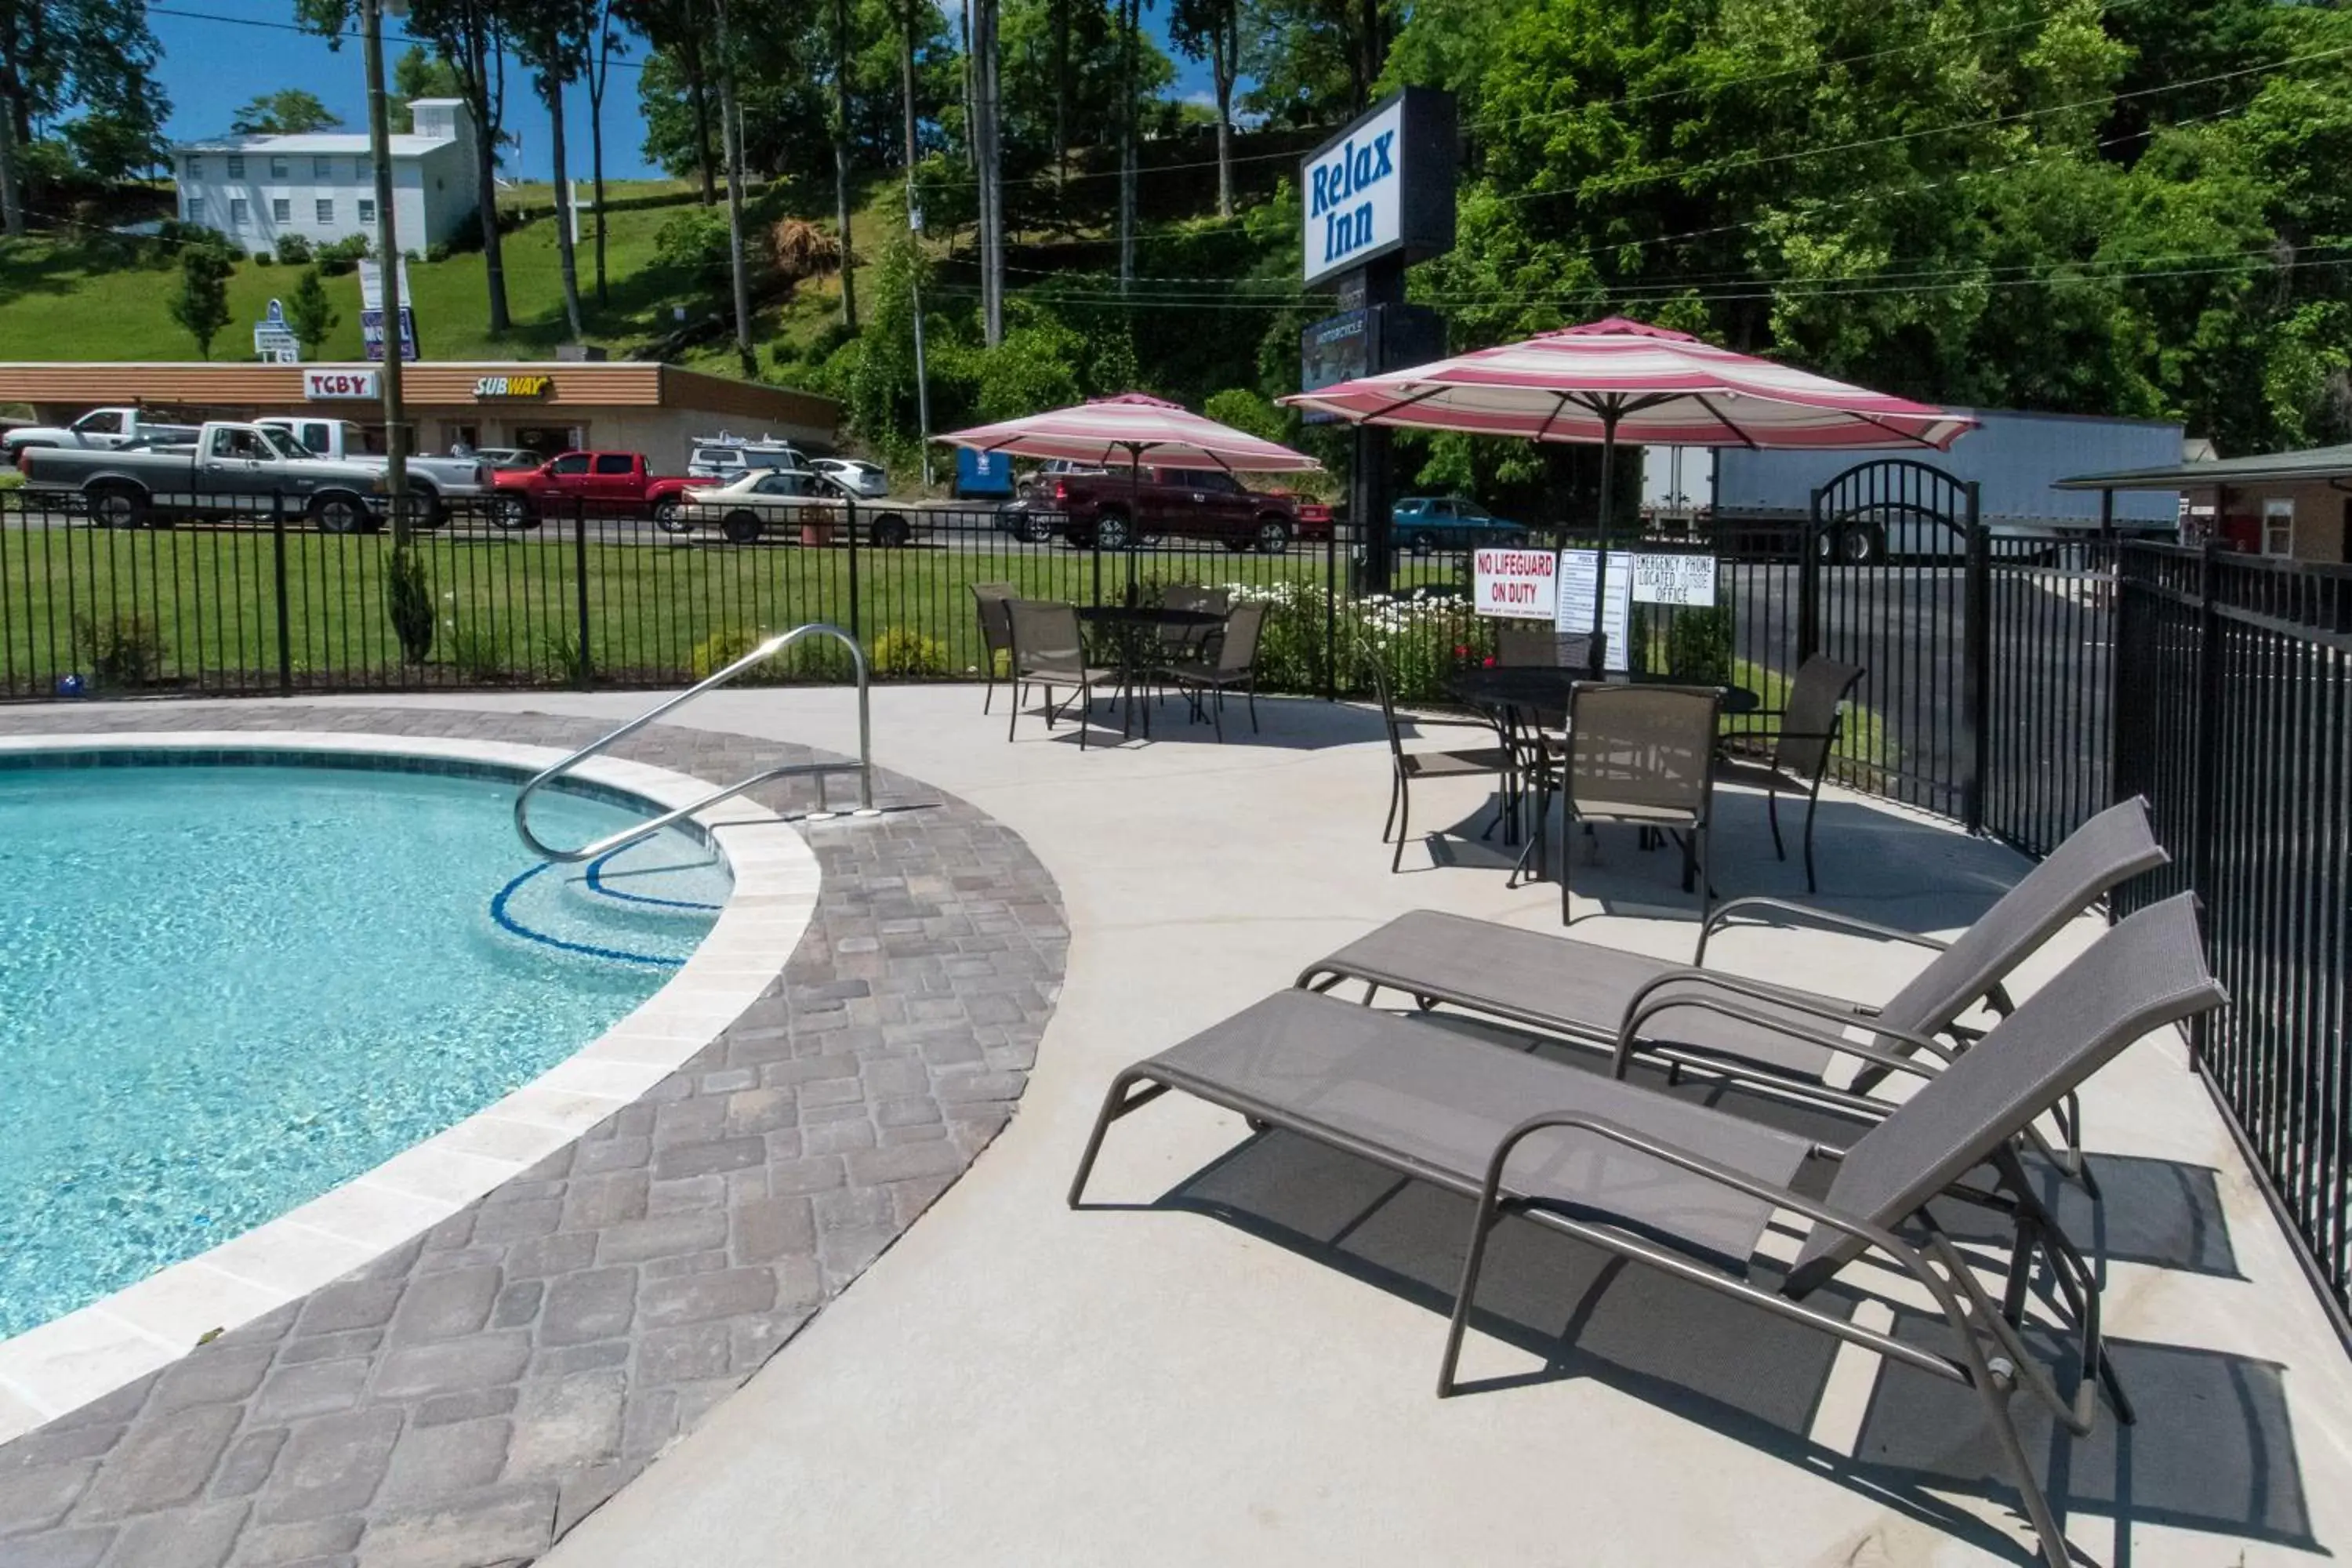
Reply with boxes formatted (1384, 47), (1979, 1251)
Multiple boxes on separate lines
(2, 407), (201, 458)
(255, 417), (490, 525)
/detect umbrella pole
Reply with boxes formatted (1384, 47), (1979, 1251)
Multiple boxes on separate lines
(1590, 402), (1619, 678)
(1127, 445), (1142, 607)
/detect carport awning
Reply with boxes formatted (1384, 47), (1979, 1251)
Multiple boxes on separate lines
(2057, 443), (2352, 490)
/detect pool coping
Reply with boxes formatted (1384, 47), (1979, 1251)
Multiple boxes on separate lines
(0, 730), (822, 1445)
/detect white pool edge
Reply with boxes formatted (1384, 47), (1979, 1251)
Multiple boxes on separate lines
(0, 731), (823, 1443)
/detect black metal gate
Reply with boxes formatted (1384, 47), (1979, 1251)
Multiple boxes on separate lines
(1803, 459), (1987, 826)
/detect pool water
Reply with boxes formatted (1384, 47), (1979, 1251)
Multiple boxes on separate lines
(0, 760), (729, 1339)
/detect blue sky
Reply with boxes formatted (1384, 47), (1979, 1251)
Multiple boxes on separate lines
(151, 1), (1217, 183)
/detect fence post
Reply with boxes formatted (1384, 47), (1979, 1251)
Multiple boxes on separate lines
(271, 493), (293, 695)
(572, 499), (593, 689)
(1323, 516), (1338, 700)
(844, 495), (862, 645)
(1961, 481), (1988, 835)
(1797, 486), (1822, 662)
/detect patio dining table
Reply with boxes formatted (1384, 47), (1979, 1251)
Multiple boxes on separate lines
(1076, 605), (1226, 739)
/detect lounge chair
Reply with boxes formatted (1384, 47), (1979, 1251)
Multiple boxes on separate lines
(1070, 893), (2224, 1568)
(1295, 796), (2168, 1171)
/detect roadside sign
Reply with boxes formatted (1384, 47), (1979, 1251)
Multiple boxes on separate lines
(1629, 553), (1718, 606)
(1555, 550), (1632, 672)
(253, 298), (301, 364)
(360, 307), (419, 363)
(1472, 546), (1559, 619)
(303, 368), (379, 400)
(355, 256), (415, 312)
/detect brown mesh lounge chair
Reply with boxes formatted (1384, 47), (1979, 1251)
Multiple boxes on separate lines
(971, 583), (1017, 714)
(1557, 682), (1722, 922)
(1295, 796), (2169, 1185)
(1715, 655), (1866, 892)
(1006, 600), (1115, 751)
(1071, 894), (2225, 1568)
(1368, 657), (1516, 873)
(1157, 601), (1269, 742)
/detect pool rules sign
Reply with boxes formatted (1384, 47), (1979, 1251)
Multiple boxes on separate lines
(1474, 548), (1559, 619)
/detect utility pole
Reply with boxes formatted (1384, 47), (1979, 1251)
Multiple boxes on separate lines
(364, 0), (410, 544)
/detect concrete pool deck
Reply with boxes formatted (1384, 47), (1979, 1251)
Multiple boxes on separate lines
(3, 684), (2348, 1566)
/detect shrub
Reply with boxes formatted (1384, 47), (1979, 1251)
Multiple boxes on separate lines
(387, 546), (434, 663)
(689, 629), (781, 682)
(315, 234), (372, 275)
(443, 621), (506, 682)
(655, 209), (735, 294)
(73, 612), (165, 688)
(273, 233), (313, 264)
(447, 208), (485, 252)
(253, 249), (274, 266)
(1664, 604), (1733, 686)
(870, 626), (948, 679)
(425, 240), (452, 263)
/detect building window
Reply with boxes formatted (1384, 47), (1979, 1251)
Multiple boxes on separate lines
(271, 198), (291, 223)
(227, 154), (245, 177)
(358, 198), (376, 224)
(2264, 498), (2295, 558)
(354, 158), (368, 182)
(186, 198), (204, 224)
(316, 198), (335, 225)
(185, 156), (201, 180)
(229, 198), (249, 226)
(269, 155), (289, 179)
(314, 155), (332, 178)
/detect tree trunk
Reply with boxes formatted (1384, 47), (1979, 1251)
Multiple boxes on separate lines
(960, 0), (976, 169)
(900, 0), (920, 172)
(714, 0), (754, 367)
(0, 78), (25, 239)
(548, 76), (585, 340)
(1051, 0), (1068, 186)
(974, 0), (1001, 344)
(474, 103), (511, 331)
(1212, 5), (1235, 219)
(1356, 0), (1381, 111)
(590, 7), (612, 307)
(1117, 0), (1135, 289)
(832, 0), (856, 328)
(682, 37), (717, 205)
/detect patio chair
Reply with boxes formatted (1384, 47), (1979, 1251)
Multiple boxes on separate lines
(1368, 657), (1517, 873)
(1005, 599), (1114, 751)
(1495, 624), (1602, 670)
(1557, 682), (1722, 923)
(1294, 795), (2169, 1186)
(1156, 601), (1269, 742)
(1715, 655), (1866, 892)
(1070, 893), (2225, 1568)
(972, 583), (1017, 714)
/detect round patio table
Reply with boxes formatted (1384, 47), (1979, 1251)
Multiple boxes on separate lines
(1076, 605), (1225, 739)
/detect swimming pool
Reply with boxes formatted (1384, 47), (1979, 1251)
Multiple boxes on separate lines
(0, 756), (729, 1340)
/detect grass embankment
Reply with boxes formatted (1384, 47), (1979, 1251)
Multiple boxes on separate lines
(0, 179), (887, 377)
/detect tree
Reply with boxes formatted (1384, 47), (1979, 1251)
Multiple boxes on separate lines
(166, 243), (234, 358)
(230, 89), (340, 134)
(1169, 0), (1238, 216)
(623, 0), (719, 203)
(584, 0), (622, 303)
(0, 0), (171, 235)
(285, 265), (339, 352)
(390, 44), (463, 132)
(829, 0), (858, 326)
(973, 0), (1004, 341)
(511, 0), (592, 339)
(405, 0), (515, 330)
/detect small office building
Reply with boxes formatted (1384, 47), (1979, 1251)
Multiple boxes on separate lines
(0, 361), (837, 470)
(174, 100), (481, 256)
(2060, 443), (2352, 563)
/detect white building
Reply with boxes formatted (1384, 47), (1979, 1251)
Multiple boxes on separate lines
(172, 99), (478, 258)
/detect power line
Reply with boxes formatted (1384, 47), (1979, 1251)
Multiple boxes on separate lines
(147, 5), (648, 71)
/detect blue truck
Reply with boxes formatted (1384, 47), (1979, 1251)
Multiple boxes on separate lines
(1660, 408), (2187, 561)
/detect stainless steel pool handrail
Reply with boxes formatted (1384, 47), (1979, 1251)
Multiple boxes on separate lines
(514, 622), (874, 863)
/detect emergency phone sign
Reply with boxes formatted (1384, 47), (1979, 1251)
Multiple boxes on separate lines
(1473, 547), (1559, 620)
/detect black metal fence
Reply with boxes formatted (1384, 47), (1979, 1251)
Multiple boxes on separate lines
(2112, 543), (2352, 1321)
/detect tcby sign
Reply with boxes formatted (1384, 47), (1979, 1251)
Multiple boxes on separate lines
(1473, 547), (1559, 620)
(303, 369), (379, 400)
(1303, 100), (1403, 285)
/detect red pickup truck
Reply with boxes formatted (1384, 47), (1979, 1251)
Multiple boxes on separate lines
(491, 451), (700, 529)
(1013, 466), (1319, 554)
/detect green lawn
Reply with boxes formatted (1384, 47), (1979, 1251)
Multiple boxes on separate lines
(0, 179), (886, 375)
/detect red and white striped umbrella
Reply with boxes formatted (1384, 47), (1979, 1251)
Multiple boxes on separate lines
(937, 393), (1321, 473)
(1280, 317), (1975, 451)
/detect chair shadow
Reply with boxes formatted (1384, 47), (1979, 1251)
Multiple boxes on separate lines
(1000, 691), (1392, 752)
(1152, 1127), (2317, 1557)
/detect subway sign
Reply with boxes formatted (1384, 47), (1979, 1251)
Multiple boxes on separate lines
(474, 374), (553, 398)
(1300, 89), (1459, 288)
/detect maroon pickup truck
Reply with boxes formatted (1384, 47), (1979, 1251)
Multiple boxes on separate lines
(491, 451), (700, 529)
(1014, 466), (1319, 554)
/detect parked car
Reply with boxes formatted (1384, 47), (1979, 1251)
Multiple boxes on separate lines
(687, 436), (808, 483)
(20, 422), (386, 532)
(2, 406), (201, 459)
(489, 451), (699, 530)
(811, 457), (889, 499)
(1005, 466), (1316, 553)
(678, 470), (930, 546)
(1392, 495), (1533, 553)
(254, 417), (488, 526)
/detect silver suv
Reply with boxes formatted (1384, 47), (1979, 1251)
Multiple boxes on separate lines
(688, 440), (808, 481)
